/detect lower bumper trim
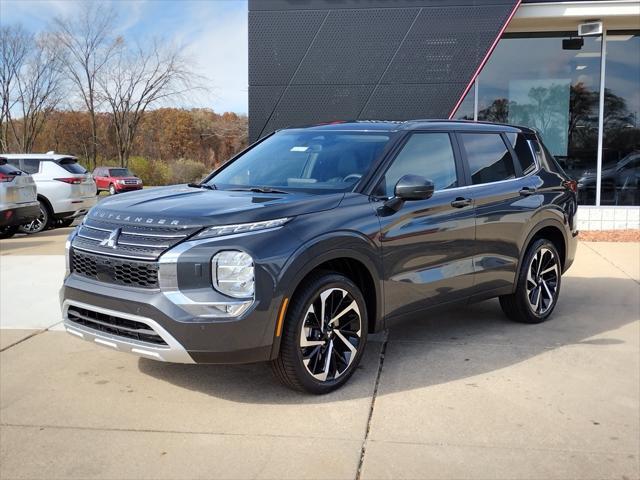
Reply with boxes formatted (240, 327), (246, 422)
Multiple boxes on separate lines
(62, 300), (195, 364)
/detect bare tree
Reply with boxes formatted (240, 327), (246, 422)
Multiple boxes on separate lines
(9, 33), (66, 152)
(53, 3), (119, 168)
(0, 25), (31, 152)
(98, 40), (195, 167)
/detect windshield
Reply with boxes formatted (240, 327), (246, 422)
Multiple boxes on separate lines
(205, 131), (392, 193)
(109, 168), (133, 177)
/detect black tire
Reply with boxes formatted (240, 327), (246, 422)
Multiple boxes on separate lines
(271, 272), (368, 394)
(18, 200), (51, 234)
(109, 183), (116, 195)
(56, 218), (74, 228)
(500, 238), (562, 324)
(0, 225), (19, 239)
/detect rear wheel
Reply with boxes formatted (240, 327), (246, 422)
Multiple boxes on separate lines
(500, 239), (561, 324)
(56, 218), (74, 228)
(18, 200), (51, 234)
(271, 272), (368, 394)
(109, 183), (116, 195)
(0, 225), (19, 239)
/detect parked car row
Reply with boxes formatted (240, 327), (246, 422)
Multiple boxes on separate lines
(0, 152), (143, 239)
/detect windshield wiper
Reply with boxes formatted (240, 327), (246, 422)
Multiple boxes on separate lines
(229, 186), (289, 194)
(188, 182), (217, 190)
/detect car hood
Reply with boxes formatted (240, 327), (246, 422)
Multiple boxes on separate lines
(88, 185), (345, 228)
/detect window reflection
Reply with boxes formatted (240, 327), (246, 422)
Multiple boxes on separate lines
(600, 32), (640, 206)
(476, 34), (602, 204)
(453, 31), (640, 207)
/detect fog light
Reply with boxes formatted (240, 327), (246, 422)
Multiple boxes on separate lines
(212, 251), (254, 298)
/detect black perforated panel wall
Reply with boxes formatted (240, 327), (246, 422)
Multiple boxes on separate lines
(248, 0), (519, 141)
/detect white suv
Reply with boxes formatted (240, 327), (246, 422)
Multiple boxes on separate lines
(3, 153), (97, 233)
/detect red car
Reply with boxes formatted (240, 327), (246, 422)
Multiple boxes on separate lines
(93, 167), (143, 195)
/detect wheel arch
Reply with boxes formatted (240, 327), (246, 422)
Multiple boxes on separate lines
(515, 218), (568, 293)
(37, 194), (53, 215)
(269, 232), (383, 359)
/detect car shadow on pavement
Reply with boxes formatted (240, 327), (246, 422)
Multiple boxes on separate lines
(138, 276), (639, 403)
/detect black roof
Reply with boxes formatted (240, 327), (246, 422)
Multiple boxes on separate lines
(284, 119), (537, 135)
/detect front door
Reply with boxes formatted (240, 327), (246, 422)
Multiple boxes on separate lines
(375, 132), (476, 320)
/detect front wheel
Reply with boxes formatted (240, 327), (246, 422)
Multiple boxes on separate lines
(109, 183), (116, 195)
(271, 272), (368, 394)
(500, 239), (562, 324)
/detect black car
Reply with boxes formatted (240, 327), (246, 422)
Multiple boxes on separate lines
(60, 120), (578, 393)
(577, 152), (640, 206)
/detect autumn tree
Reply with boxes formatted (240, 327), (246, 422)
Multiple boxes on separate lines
(98, 40), (196, 167)
(0, 25), (31, 151)
(53, 2), (120, 168)
(2, 32), (66, 152)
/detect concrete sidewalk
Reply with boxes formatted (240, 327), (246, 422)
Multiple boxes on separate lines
(0, 242), (638, 479)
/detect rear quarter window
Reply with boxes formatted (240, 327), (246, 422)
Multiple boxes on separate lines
(506, 132), (537, 175)
(458, 132), (516, 185)
(0, 164), (22, 175)
(57, 158), (87, 174)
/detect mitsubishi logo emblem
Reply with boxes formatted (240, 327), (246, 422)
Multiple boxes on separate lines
(99, 228), (121, 249)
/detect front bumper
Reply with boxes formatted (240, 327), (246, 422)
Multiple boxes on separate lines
(59, 222), (297, 364)
(115, 184), (143, 193)
(0, 202), (40, 227)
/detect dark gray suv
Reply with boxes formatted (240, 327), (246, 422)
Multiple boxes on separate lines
(60, 120), (578, 393)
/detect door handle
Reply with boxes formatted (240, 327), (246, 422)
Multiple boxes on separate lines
(519, 187), (537, 196)
(451, 197), (472, 208)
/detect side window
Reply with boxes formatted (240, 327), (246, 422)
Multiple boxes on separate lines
(459, 133), (515, 185)
(381, 133), (458, 197)
(20, 159), (40, 174)
(506, 132), (536, 175)
(6, 159), (20, 169)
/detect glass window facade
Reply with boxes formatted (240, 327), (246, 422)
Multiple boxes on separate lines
(454, 30), (640, 206)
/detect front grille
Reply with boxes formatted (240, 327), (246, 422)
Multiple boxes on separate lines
(72, 250), (159, 288)
(66, 306), (168, 346)
(123, 180), (138, 185)
(72, 216), (200, 260)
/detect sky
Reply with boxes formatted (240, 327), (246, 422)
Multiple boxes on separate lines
(0, 0), (249, 114)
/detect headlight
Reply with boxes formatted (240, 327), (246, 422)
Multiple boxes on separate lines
(212, 251), (254, 298)
(117, 179), (125, 184)
(196, 217), (290, 239)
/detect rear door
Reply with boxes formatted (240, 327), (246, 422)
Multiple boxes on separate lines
(376, 131), (476, 320)
(456, 130), (540, 296)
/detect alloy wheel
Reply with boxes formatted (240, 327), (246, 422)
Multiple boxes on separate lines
(20, 204), (47, 234)
(299, 287), (362, 382)
(526, 247), (559, 315)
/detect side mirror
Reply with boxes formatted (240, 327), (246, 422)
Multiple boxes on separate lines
(384, 174), (434, 212)
(394, 174), (434, 200)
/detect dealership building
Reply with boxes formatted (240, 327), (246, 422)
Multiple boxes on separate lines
(248, 0), (640, 230)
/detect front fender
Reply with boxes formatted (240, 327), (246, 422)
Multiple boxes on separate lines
(268, 230), (383, 359)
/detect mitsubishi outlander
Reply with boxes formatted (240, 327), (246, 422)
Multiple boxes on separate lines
(60, 120), (578, 393)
